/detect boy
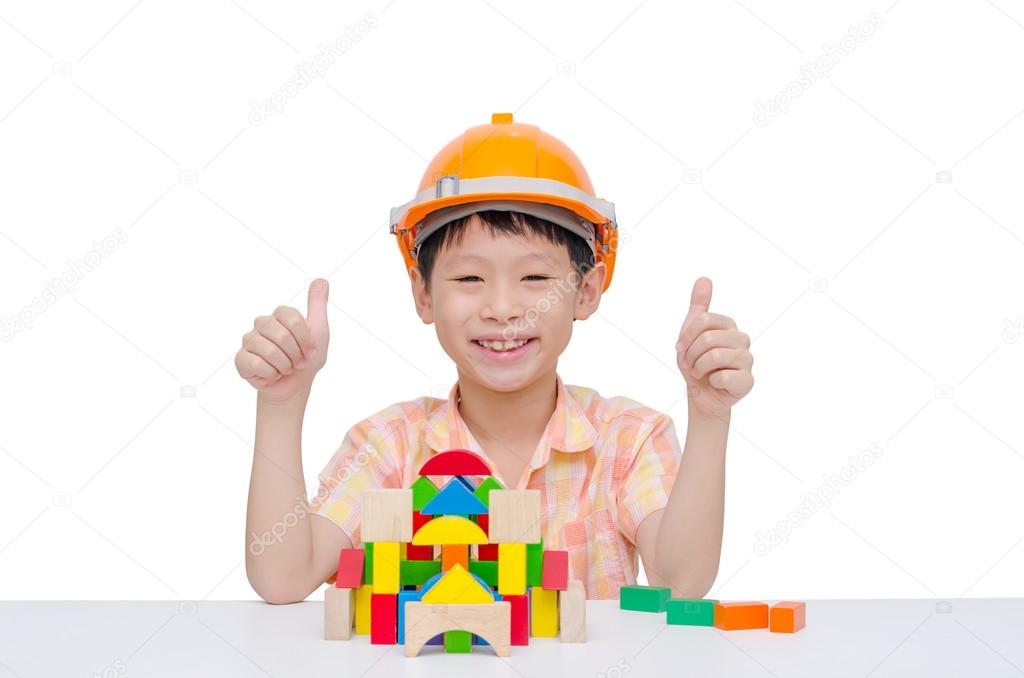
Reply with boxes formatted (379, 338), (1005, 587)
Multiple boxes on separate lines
(237, 114), (754, 603)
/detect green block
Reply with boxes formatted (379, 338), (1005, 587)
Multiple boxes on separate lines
(666, 598), (717, 626)
(363, 542), (373, 585)
(411, 476), (438, 511)
(619, 585), (672, 612)
(444, 630), (472, 653)
(400, 559), (441, 585)
(472, 476), (504, 508)
(469, 559), (498, 586)
(526, 538), (544, 586)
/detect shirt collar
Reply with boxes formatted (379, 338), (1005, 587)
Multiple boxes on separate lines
(424, 373), (599, 474)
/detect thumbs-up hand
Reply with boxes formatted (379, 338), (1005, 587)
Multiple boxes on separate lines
(235, 278), (331, 404)
(675, 277), (754, 418)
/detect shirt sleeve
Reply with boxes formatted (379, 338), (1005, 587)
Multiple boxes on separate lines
(308, 418), (404, 546)
(615, 414), (682, 546)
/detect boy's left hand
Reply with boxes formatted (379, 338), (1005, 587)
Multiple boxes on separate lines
(675, 277), (754, 418)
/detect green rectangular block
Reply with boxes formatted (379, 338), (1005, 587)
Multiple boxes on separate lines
(619, 585), (672, 612)
(444, 630), (472, 653)
(400, 559), (441, 585)
(469, 559), (498, 587)
(526, 538), (544, 586)
(666, 598), (717, 626)
(363, 542), (374, 585)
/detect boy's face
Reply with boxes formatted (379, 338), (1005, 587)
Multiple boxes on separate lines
(410, 215), (605, 392)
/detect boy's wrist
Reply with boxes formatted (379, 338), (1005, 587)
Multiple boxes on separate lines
(257, 388), (311, 415)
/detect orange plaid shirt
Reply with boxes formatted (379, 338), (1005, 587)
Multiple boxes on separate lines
(309, 373), (682, 599)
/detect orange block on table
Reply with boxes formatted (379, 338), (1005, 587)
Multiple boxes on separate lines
(441, 543), (468, 571)
(713, 601), (769, 630)
(769, 601), (805, 633)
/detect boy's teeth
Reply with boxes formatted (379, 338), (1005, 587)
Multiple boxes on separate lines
(477, 338), (530, 351)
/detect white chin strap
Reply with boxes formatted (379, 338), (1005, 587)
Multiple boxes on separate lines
(411, 199), (597, 252)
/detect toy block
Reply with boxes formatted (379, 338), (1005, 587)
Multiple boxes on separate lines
(526, 538), (544, 586)
(559, 580), (586, 642)
(407, 510), (434, 560)
(666, 598), (716, 626)
(324, 586), (354, 640)
(714, 601), (769, 630)
(469, 559), (498, 587)
(400, 558), (441, 585)
(422, 563), (494, 604)
(370, 593), (397, 644)
(363, 542), (373, 584)
(488, 489), (541, 543)
(404, 602), (511, 657)
(472, 476), (505, 507)
(372, 541), (400, 594)
(412, 515), (488, 545)
(335, 548), (364, 589)
(354, 584), (372, 635)
(542, 550), (568, 590)
(396, 589), (422, 644)
(503, 593), (529, 645)
(418, 448), (492, 476)
(770, 601), (806, 633)
(497, 542), (526, 595)
(619, 585), (671, 613)
(362, 489), (412, 542)
(454, 475), (476, 492)
(531, 586), (559, 637)
(410, 476), (438, 511)
(441, 543), (469, 572)
(444, 630), (472, 653)
(421, 477), (488, 516)
(475, 514), (498, 560)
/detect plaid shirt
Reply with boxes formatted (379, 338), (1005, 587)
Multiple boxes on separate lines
(310, 373), (682, 599)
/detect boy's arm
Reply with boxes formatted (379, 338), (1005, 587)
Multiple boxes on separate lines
(636, 406), (728, 598)
(245, 391), (349, 604)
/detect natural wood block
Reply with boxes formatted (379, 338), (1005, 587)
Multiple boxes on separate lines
(404, 602), (511, 657)
(770, 601), (806, 633)
(531, 586), (559, 637)
(558, 579), (586, 642)
(714, 601), (769, 630)
(354, 584), (372, 635)
(361, 489), (412, 542)
(324, 586), (354, 640)
(372, 541), (400, 594)
(497, 542), (526, 595)
(488, 490), (541, 543)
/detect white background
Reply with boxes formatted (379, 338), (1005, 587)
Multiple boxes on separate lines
(1, 0), (1022, 604)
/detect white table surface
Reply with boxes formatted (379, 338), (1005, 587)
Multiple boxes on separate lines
(2, 598), (1023, 677)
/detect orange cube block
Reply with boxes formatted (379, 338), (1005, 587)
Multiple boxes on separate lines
(441, 543), (468, 572)
(713, 601), (769, 630)
(769, 601), (805, 633)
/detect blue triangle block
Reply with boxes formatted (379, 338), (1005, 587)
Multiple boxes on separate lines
(420, 477), (489, 516)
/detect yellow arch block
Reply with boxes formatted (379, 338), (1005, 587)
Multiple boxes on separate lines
(411, 515), (488, 545)
(422, 563), (493, 604)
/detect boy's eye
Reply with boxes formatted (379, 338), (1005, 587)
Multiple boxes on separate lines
(524, 275), (550, 281)
(454, 276), (482, 282)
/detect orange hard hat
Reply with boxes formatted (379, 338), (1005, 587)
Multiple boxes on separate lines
(389, 112), (619, 292)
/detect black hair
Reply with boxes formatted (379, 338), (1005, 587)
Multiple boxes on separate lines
(415, 210), (595, 294)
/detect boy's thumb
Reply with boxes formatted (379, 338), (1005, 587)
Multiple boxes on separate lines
(306, 278), (330, 331)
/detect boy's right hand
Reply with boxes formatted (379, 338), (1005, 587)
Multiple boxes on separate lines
(235, 278), (330, 404)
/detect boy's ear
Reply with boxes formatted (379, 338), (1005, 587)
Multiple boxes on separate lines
(573, 261), (606, 321)
(410, 266), (434, 324)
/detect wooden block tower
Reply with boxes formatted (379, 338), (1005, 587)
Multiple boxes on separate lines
(323, 448), (586, 654)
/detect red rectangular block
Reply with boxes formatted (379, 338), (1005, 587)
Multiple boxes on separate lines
(336, 548), (364, 588)
(476, 515), (498, 560)
(370, 593), (397, 644)
(503, 593), (529, 645)
(407, 511), (434, 560)
(541, 550), (568, 590)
